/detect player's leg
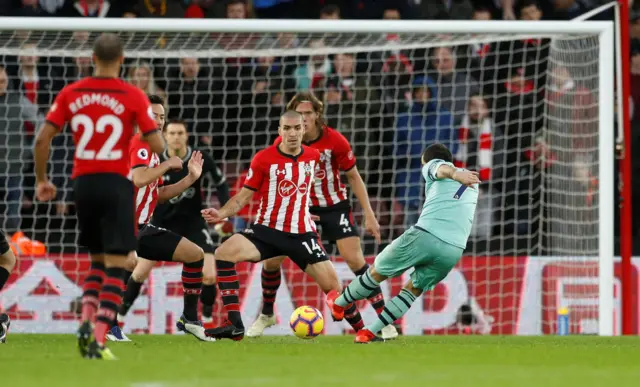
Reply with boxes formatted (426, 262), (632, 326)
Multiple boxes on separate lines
(200, 252), (217, 329)
(107, 252), (151, 342)
(0, 231), (16, 343)
(327, 229), (417, 322)
(355, 229), (463, 344)
(286, 232), (365, 333)
(246, 255), (285, 337)
(84, 176), (137, 359)
(205, 229), (279, 340)
(136, 224), (211, 341)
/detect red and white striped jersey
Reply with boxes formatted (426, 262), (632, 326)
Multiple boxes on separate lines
(275, 126), (356, 208)
(243, 144), (321, 234)
(129, 134), (162, 225)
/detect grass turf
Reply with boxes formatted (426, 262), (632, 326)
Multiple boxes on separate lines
(0, 335), (639, 387)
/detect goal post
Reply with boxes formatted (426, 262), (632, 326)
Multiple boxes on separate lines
(0, 17), (618, 336)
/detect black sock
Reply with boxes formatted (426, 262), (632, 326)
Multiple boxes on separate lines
(182, 260), (203, 322)
(261, 267), (281, 316)
(123, 270), (132, 287)
(354, 264), (385, 315)
(0, 267), (9, 292)
(216, 260), (243, 329)
(344, 302), (365, 332)
(119, 276), (144, 318)
(200, 284), (217, 319)
(95, 267), (126, 345)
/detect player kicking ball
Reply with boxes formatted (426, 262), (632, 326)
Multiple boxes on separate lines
(247, 92), (398, 340)
(326, 144), (480, 343)
(0, 230), (17, 343)
(202, 110), (363, 340)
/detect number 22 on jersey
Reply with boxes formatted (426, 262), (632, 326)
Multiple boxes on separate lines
(71, 114), (123, 160)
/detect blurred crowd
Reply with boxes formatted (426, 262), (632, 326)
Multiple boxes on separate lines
(0, 0), (638, 256)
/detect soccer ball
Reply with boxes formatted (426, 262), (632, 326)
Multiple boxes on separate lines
(289, 306), (324, 339)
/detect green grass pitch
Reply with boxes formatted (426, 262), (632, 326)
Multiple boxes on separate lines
(1, 335), (639, 387)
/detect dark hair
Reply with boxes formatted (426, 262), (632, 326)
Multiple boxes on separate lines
(286, 91), (325, 129)
(518, 0), (540, 12)
(147, 94), (164, 106)
(422, 144), (453, 164)
(92, 33), (124, 63)
(164, 119), (188, 132)
(320, 4), (340, 17)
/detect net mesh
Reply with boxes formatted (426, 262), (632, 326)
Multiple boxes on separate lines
(0, 28), (611, 335)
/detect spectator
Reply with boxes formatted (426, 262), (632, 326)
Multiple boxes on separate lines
(61, 56), (93, 81)
(7, 43), (61, 135)
(5, 0), (46, 16)
(319, 4), (340, 19)
(293, 38), (332, 91)
(393, 75), (455, 226)
(416, 0), (473, 20)
(57, 0), (134, 17)
(472, 6), (493, 20)
(454, 95), (505, 239)
(550, 0), (592, 20)
(382, 6), (401, 20)
(127, 61), (166, 101)
(134, 0), (182, 17)
(324, 53), (382, 166)
(225, 0), (250, 18)
(429, 46), (480, 126)
(167, 57), (217, 148)
(519, 0), (543, 20)
(0, 66), (45, 254)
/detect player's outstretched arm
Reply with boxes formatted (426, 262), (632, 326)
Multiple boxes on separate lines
(436, 165), (482, 187)
(33, 122), (59, 201)
(158, 151), (204, 203)
(344, 167), (381, 243)
(201, 187), (254, 224)
(132, 156), (182, 188)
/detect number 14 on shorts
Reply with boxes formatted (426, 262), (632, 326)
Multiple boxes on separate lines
(302, 239), (325, 258)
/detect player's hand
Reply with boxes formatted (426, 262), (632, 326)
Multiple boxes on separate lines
(188, 151), (204, 179)
(166, 156), (183, 171)
(453, 170), (481, 187)
(201, 208), (222, 224)
(35, 181), (57, 202)
(364, 212), (381, 244)
(310, 214), (321, 222)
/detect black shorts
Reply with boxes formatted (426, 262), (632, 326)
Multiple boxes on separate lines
(74, 173), (136, 255)
(0, 230), (9, 255)
(152, 220), (215, 254)
(137, 223), (183, 262)
(241, 224), (329, 271)
(310, 202), (359, 243)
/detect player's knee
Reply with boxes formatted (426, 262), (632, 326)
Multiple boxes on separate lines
(369, 265), (386, 283)
(263, 256), (284, 271)
(0, 249), (16, 271)
(187, 246), (205, 263)
(203, 273), (217, 285)
(214, 243), (234, 263)
(131, 271), (148, 283)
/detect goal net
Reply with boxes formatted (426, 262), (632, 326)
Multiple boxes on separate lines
(0, 19), (615, 336)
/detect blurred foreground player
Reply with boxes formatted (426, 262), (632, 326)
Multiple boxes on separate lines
(202, 111), (362, 340)
(247, 92), (398, 339)
(0, 230), (17, 343)
(327, 144), (480, 343)
(33, 33), (166, 359)
(112, 99), (213, 342)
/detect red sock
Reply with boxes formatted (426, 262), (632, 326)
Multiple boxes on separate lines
(81, 262), (105, 323)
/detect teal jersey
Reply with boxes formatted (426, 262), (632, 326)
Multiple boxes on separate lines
(415, 159), (479, 249)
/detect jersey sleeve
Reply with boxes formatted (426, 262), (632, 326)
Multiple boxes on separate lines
(333, 132), (357, 171)
(423, 159), (455, 181)
(132, 88), (158, 135)
(44, 87), (69, 130)
(243, 152), (265, 191)
(129, 140), (152, 169)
